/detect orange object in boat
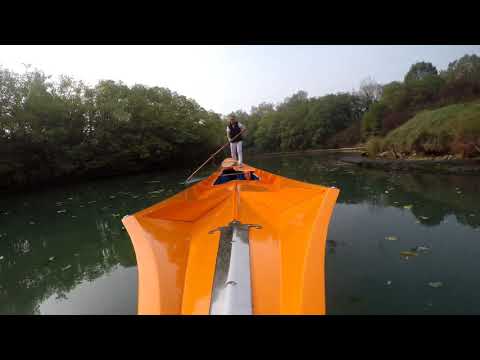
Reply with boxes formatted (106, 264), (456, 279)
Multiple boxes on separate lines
(122, 158), (339, 315)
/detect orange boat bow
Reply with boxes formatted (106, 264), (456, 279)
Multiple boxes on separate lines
(122, 161), (339, 314)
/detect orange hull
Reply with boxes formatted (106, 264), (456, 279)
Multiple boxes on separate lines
(122, 161), (339, 314)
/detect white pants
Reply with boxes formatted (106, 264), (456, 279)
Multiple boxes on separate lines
(230, 141), (243, 164)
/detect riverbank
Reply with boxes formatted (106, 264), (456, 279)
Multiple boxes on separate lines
(249, 147), (365, 159)
(340, 153), (480, 175)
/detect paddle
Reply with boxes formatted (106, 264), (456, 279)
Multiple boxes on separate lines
(182, 128), (246, 185)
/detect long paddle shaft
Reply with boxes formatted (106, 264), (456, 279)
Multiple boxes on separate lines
(185, 129), (245, 183)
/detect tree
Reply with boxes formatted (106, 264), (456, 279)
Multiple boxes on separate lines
(358, 77), (383, 111)
(361, 102), (387, 137)
(0, 66), (225, 189)
(404, 62), (438, 83)
(444, 54), (480, 82)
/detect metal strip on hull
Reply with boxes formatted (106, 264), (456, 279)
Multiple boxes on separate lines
(209, 221), (260, 315)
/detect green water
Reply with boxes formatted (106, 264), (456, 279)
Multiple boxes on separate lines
(1, 153), (480, 314)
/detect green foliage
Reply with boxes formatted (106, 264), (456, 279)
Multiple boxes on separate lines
(443, 54), (480, 83)
(365, 137), (384, 157)
(2, 52), (480, 189)
(0, 66), (224, 188)
(381, 81), (409, 111)
(362, 102), (386, 137)
(404, 62), (438, 83)
(240, 91), (366, 153)
(382, 101), (480, 156)
(362, 54), (480, 140)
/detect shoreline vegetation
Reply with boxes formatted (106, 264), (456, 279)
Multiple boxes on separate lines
(1, 53), (480, 191)
(339, 153), (480, 175)
(251, 148), (480, 175)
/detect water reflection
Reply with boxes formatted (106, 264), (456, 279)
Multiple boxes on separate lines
(250, 155), (480, 229)
(250, 155), (480, 314)
(0, 169), (186, 314)
(1, 154), (479, 314)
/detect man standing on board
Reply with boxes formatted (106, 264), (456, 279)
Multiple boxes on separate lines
(227, 115), (246, 165)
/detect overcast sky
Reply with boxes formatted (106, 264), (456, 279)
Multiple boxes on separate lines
(1, 45), (479, 115)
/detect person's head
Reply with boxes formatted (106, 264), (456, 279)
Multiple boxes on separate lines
(229, 115), (237, 125)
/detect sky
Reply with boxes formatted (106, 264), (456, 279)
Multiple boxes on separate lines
(1, 45), (479, 115)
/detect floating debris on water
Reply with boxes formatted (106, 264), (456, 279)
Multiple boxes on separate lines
(132, 195), (139, 199)
(29, 221), (35, 225)
(57, 209), (67, 214)
(80, 205), (84, 208)
(428, 282), (443, 288)
(146, 180), (163, 183)
(386, 280), (392, 286)
(470, 214), (476, 217)
(416, 220), (420, 224)
(74, 253), (79, 256)
(49, 256), (55, 261)
(413, 245), (430, 253)
(72, 215), (77, 218)
(403, 204), (413, 209)
(384, 191), (389, 194)
(149, 190), (165, 194)
(87, 201), (97, 204)
(420, 216), (429, 220)
(112, 213), (120, 217)
(109, 195), (116, 199)
(62, 265), (72, 271)
(67, 197), (73, 201)
(400, 251), (418, 258)
(327, 240), (337, 247)
(0, 256), (4, 260)
(385, 236), (398, 241)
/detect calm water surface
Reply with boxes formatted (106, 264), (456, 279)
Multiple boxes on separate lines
(1, 154), (480, 314)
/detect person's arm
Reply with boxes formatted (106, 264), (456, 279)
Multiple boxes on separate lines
(226, 126), (231, 141)
(239, 122), (246, 136)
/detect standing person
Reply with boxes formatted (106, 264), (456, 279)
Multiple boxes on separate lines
(226, 115), (246, 165)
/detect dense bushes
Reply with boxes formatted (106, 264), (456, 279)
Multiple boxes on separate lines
(2, 53), (480, 189)
(365, 137), (384, 157)
(381, 101), (480, 158)
(0, 67), (225, 189)
(362, 54), (480, 140)
(235, 90), (371, 154)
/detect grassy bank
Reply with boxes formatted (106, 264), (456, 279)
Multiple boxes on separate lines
(368, 101), (480, 158)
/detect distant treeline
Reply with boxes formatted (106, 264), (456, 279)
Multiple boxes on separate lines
(231, 90), (371, 153)
(230, 54), (480, 155)
(0, 66), (225, 189)
(362, 54), (480, 137)
(2, 53), (479, 189)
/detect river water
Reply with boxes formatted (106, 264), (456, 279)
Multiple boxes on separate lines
(1, 153), (479, 314)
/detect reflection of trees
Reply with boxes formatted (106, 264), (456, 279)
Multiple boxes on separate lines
(0, 188), (137, 314)
(250, 154), (480, 229)
(2, 153), (479, 314)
